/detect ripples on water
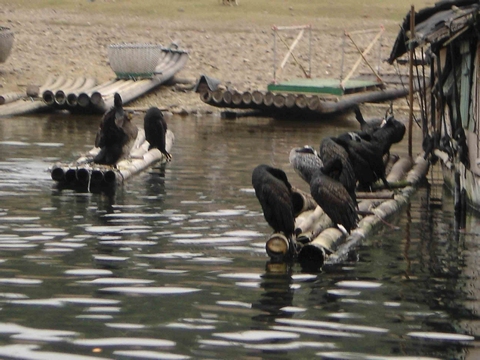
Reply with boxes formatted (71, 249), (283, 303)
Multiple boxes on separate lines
(0, 113), (478, 359)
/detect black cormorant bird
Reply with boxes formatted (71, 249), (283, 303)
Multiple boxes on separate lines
(289, 145), (323, 184)
(252, 164), (296, 241)
(371, 114), (406, 156)
(319, 137), (357, 205)
(144, 106), (172, 161)
(336, 132), (389, 190)
(353, 105), (383, 136)
(309, 159), (358, 234)
(94, 93), (138, 165)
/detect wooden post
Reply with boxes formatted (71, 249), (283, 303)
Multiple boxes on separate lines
(408, 5), (415, 158)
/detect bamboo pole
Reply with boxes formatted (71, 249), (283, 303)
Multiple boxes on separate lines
(285, 94), (296, 108)
(0, 92), (24, 105)
(242, 91), (252, 106)
(295, 94), (308, 109)
(356, 191), (394, 200)
(276, 28), (305, 80)
(341, 27), (385, 88)
(66, 77), (97, 107)
(212, 89), (224, 104)
(408, 5), (415, 158)
(307, 95), (320, 111)
(291, 186), (317, 214)
(265, 233), (290, 259)
(273, 94), (285, 108)
(0, 76), (58, 117)
(77, 79), (117, 108)
(200, 89), (213, 104)
(252, 90), (264, 106)
(223, 90), (233, 105)
(263, 92), (274, 107)
(232, 90), (243, 106)
(54, 77), (86, 108)
(324, 155), (429, 267)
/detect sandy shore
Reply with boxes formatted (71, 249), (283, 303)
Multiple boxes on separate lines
(0, 6), (404, 114)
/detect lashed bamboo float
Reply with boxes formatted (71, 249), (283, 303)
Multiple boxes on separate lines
(76, 79), (117, 109)
(295, 155), (429, 269)
(199, 86), (410, 117)
(0, 92), (24, 105)
(0, 75), (57, 117)
(232, 90), (243, 107)
(263, 92), (274, 107)
(264, 154), (419, 264)
(65, 77), (98, 108)
(265, 186), (317, 259)
(0, 47), (188, 117)
(41, 76), (71, 105)
(50, 129), (174, 191)
(294, 154), (404, 243)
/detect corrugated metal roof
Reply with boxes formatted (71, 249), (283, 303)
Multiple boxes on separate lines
(388, 0), (480, 63)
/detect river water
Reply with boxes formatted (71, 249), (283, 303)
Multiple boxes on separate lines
(0, 111), (479, 360)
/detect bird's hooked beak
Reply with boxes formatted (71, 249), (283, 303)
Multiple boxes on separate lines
(296, 146), (317, 155)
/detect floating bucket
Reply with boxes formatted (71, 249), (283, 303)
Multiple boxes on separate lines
(0, 27), (14, 63)
(108, 43), (165, 79)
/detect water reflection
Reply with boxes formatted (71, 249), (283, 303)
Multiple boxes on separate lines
(0, 112), (478, 358)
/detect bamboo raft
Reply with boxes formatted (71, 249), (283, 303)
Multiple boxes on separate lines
(199, 77), (410, 117)
(49, 129), (174, 192)
(266, 153), (429, 269)
(0, 47), (188, 117)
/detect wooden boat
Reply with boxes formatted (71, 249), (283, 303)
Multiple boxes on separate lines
(388, 1), (480, 213)
(49, 128), (174, 192)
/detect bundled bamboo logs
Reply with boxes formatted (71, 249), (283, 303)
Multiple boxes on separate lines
(292, 155), (428, 269)
(50, 129), (174, 192)
(262, 153), (428, 269)
(200, 87), (410, 117)
(0, 47), (188, 117)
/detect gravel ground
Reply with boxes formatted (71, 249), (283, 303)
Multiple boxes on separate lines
(0, 5), (406, 115)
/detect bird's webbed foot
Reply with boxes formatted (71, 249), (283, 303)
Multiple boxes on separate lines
(163, 151), (173, 162)
(382, 178), (391, 190)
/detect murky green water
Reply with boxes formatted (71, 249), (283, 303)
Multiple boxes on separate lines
(0, 111), (478, 359)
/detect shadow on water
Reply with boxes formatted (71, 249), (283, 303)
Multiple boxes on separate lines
(0, 112), (479, 359)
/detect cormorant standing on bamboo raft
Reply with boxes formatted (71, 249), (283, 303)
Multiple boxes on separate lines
(371, 114), (406, 156)
(144, 106), (172, 161)
(93, 93), (138, 166)
(353, 105), (384, 136)
(289, 145), (323, 184)
(309, 159), (358, 234)
(319, 137), (357, 205)
(252, 164), (297, 248)
(336, 131), (389, 190)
